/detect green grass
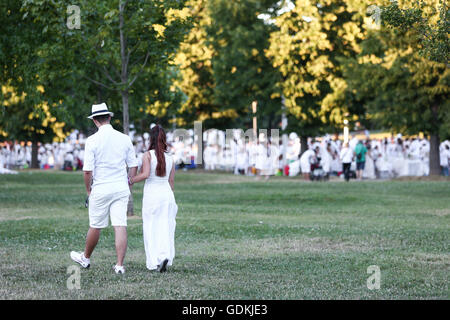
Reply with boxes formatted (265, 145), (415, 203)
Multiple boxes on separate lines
(0, 170), (449, 299)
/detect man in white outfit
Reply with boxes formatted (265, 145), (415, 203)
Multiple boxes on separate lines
(349, 134), (359, 151)
(300, 146), (318, 180)
(70, 103), (138, 274)
(440, 143), (450, 176)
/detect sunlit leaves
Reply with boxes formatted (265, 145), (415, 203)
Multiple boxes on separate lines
(267, 0), (369, 135)
(343, 22), (449, 139)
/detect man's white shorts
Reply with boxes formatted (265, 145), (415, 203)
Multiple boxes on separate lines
(88, 190), (130, 228)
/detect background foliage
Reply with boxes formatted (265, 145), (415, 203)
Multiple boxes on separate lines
(1, 0), (448, 165)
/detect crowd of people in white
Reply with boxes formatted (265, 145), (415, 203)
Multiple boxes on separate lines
(1, 127), (450, 179)
(199, 131), (450, 180)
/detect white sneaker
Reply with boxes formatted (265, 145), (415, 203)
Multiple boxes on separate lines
(70, 251), (90, 268)
(113, 265), (125, 274)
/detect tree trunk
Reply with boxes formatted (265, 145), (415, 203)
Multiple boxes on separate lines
(121, 89), (129, 135)
(31, 140), (39, 169)
(119, 0), (133, 215)
(119, 0), (129, 135)
(300, 136), (308, 158)
(429, 134), (441, 176)
(123, 90), (133, 216)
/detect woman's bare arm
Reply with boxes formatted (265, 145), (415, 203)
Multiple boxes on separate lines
(131, 152), (151, 184)
(169, 162), (175, 191)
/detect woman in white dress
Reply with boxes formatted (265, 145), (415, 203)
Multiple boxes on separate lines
(260, 140), (278, 180)
(363, 144), (376, 179)
(254, 140), (266, 178)
(236, 143), (248, 175)
(130, 125), (177, 273)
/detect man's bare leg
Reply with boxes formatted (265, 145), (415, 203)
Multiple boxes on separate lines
(357, 170), (362, 180)
(84, 227), (101, 259)
(113, 226), (127, 266)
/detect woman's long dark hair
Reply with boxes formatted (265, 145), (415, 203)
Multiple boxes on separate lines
(149, 125), (168, 177)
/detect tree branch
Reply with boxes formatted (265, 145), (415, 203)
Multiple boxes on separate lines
(109, 62), (122, 80)
(83, 75), (114, 90)
(129, 54), (146, 68)
(103, 66), (120, 85)
(128, 51), (151, 88)
(126, 41), (142, 66)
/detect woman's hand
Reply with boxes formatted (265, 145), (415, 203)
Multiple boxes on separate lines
(131, 152), (151, 184)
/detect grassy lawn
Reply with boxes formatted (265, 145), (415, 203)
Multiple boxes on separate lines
(0, 170), (449, 299)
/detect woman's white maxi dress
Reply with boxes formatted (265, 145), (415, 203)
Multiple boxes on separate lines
(142, 150), (178, 270)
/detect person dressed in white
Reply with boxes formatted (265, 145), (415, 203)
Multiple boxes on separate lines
(318, 143), (332, 179)
(440, 143), (450, 176)
(204, 144), (218, 170)
(255, 139), (267, 179)
(363, 144), (376, 179)
(349, 135), (359, 151)
(260, 140), (278, 180)
(340, 142), (354, 182)
(130, 125), (177, 273)
(70, 103), (138, 275)
(300, 147), (317, 180)
(0, 148), (18, 174)
(236, 141), (248, 175)
(268, 140), (280, 176)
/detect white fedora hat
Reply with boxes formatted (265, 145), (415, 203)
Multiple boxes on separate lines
(87, 102), (114, 119)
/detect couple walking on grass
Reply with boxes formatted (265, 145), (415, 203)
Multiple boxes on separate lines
(70, 103), (177, 274)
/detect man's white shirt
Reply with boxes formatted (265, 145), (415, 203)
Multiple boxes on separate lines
(300, 149), (315, 165)
(340, 147), (353, 164)
(440, 149), (450, 167)
(83, 124), (138, 194)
